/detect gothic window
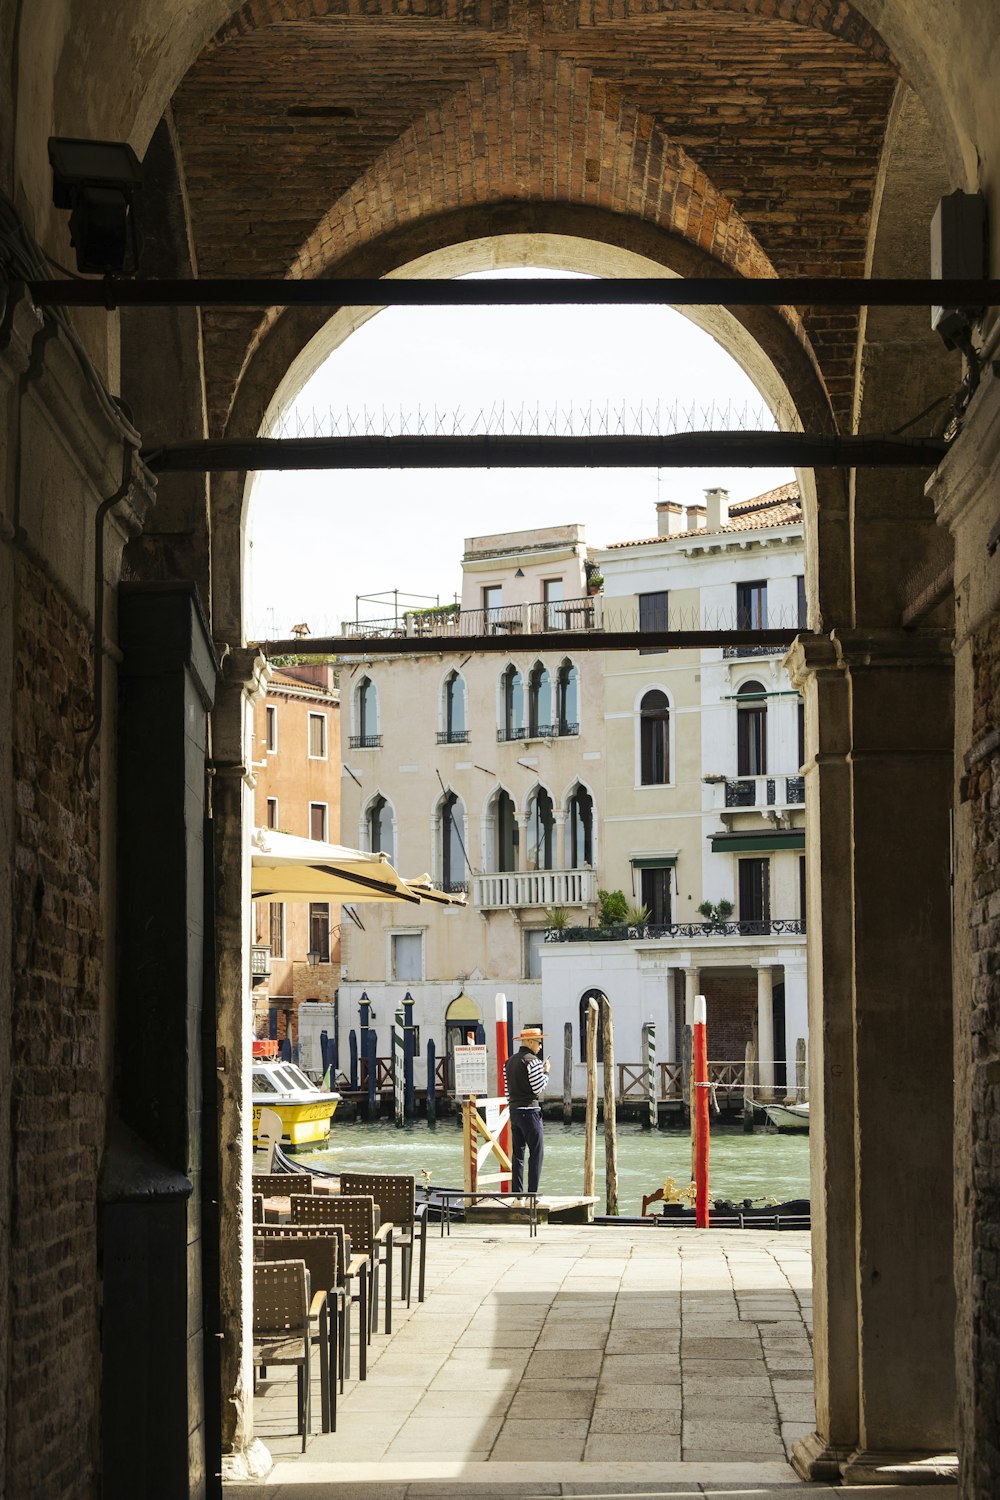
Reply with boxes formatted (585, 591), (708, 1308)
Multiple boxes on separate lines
(440, 791), (467, 890)
(567, 785), (593, 868)
(526, 787), (555, 870)
(737, 680), (767, 775)
(494, 789), (517, 872)
(442, 670), (468, 742)
(500, 664), (524, 741)
(639, 689), (670, 784)
(366, 793), (393, 861)
(528, 661), (552, 737)
(556, 658), (579, 735)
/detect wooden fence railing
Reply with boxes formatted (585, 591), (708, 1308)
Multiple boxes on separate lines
(617, 1060), (747, 1101)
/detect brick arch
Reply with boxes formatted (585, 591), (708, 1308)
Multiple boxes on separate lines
(221, 60), (832, 434)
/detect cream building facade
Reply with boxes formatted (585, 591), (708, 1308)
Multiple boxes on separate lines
(341, 493), (807, 1100)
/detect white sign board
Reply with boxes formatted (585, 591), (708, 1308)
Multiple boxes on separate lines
(453, 1043), (489, 1096)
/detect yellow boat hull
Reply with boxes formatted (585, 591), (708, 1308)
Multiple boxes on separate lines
(253, 1098), (338, 1149)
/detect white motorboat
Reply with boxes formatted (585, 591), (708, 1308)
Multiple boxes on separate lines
(762, 1100), (810, 1132)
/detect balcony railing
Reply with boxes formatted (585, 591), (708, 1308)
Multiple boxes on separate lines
(342, 596), (601, 642)
(717, 774), (805, 809)
(497, 721), (578, 743)
(348, 733), (383, 749)
(474, 869), (596, 909)
(436, 729), (471, 744)
(546, 917), (806, 942)
(721, 643), (786, 658)
(250, 944), (271, 978)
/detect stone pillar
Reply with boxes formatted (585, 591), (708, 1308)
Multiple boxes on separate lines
(683, 967), (700, 1026)
(516, 812), (530, 872)
(789, 630), (955, 1482)
(782, 961), (809, 1101)
(554, 812), (567, 873)
(756, 965), (775, 1099)
(213, 648), (271, 1480)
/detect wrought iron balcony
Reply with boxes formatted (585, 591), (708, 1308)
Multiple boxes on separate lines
(474, 868), (596, 909)
(348, 733), (383, 749)
(546, 917), (806, 942)
(497, 722), (578, 743)
(718, 774), (805, 809)
(721, 643), (786, 658)
(436, 729), (471, 744)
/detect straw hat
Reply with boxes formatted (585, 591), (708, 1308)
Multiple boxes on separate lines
(517, 1026), (546, 1041)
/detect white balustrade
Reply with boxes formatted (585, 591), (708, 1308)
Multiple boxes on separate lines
(473, 869), (595, 909)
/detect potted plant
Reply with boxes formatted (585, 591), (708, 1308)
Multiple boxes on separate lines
(697, 898), (735, 930)
(586, 569), (604, 596)
(597, 888), (629, 926)
(544, 905), (570, 930)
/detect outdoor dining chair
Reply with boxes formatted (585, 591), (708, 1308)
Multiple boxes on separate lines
(252, 1172), (314, 1199)
(252, 1259), (327, 1451)
(254, 1221), (367, 1384)
(254, 1234), (339, 1427)
(339, 1171), (428, 1306)
(252, 1193), (264, 1225)
(290, 1193), (394, 1335)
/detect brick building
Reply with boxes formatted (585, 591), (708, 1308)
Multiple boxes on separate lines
(2, 4), (1000, 1498)
(251, 662), (341, 1046)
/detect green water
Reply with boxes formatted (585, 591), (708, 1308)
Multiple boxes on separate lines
(307, 1118), (810, 1215)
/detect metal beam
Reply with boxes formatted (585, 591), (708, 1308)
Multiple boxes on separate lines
(257, 629), (802, 656)
(26, 275), (1000, 311)
(143, 432), (947, 475)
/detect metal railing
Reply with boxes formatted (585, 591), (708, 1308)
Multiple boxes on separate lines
(546, 917), (805, 941)
(343, 595), (600, 641)
(721, 643), (787, 658)
(475, 869), (596, 909)
(720, 774), (805, 808)
(497, 721), (578, 742)
(436, 729), (471, 744)
(348, 733), (383, 749)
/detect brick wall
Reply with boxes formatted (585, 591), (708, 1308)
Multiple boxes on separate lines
(701, 973), (756, 1060)
(10, 557), (102, 1495)
(968, 619), (1000, 1495)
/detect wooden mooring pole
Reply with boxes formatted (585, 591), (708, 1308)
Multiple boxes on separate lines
(743, 1040), (757, 1132)
(601, 997), (619, 1216)
(584, 998), (599, 1197)
(796, 1037), (807, 1103)
(562, 1022), (573, 1123)
(642, 1021), (657, 1130)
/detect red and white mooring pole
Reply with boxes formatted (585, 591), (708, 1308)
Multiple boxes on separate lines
(693, 993), (711, 1228)
(495, 991), (512, 1176)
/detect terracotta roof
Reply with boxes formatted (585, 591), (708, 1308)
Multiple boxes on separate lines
(267, 670), (338, 700)
(605, 482), (801, 549)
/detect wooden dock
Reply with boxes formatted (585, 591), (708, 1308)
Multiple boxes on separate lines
(465, 1194), (596, 1226)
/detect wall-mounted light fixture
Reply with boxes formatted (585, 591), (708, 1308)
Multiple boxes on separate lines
(48, 136), (142, 275)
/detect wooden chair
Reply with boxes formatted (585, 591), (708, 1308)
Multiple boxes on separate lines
(252, 1172), (313, 1199)
(252, 1193), (264, 1225)
(252, 1260), (326, 1451)
(254, 1222), (367, 1384)
(291, 1193), (394, 1335)
(339, 1171), (428, 1306)
(254, 1235), (339, 1427)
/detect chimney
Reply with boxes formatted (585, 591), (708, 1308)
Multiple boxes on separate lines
(704, 487), (730, 530)
(685, 503), (707, 531)
(656, 500), (685, 536)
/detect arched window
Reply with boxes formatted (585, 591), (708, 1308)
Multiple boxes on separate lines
(639, 690), (670, 785)
(354, 675), (379, 747)
(526, 787), (555, 870)
(366, 793), (393, 861)
(737, 680), (767, 775)
(494, 789), (517, 872)
(500, 664), (524, 741)
(440, 791), (467, 890)
(579, 989), (606, 1063)
(556, 659), (579, 736)
(567, 785), (594, 868)
(441, 670), (468, 743)
(528, 661), (552, 737)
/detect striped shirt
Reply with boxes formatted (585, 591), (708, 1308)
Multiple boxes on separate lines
(505, 1047), (549, 1109)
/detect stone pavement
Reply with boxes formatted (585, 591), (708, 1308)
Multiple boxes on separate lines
(229, 1224), (955, 1496)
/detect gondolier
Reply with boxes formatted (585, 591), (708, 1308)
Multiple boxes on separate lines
(504, 1026), (549, 1194)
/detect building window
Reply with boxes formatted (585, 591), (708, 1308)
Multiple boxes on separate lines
(639, 590), (669, 654)
(640, 868), (672, 925)
(528, 661), (553, 736)
(543, 578), (564, 629)
(639, 690), (670, 784)
(310, 802), (328, 842)
(366, 793), (393, 861)
(441, 670), (468, 743)
(556, 658), (579, 735)
(737, 680), (767, 775)
(352, 675), (380, 748)
(579, 989), (606, 1063)
(494, 789), (517, 872)
(526, 787), (554, 870)
(524, 928), (545, 979)
(309, 903), (330, 962)
(308, 712), (327, 759)
(736, 580), (768, 629)
(500, 664), (524, 741)
(266, 797), (279, 830)
(483, 584), (502, 625)
(567, 784), (593, 868)
(738, 858), (770, 925)
(797, 699), (805, 769)
(796, 574), (807, 629)
(391, 932), (422, 982)
(440, 791), (466, 890)
(269, 902), (285, 960)
(265, 704), (278, 753)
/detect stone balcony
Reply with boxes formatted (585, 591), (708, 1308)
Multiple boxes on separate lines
(473, 868), (596, 910)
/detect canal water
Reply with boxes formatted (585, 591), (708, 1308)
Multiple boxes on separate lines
(308, 1118), (810, 1215)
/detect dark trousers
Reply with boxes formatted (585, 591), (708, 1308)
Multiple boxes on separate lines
(510, 1107), (544, 1194)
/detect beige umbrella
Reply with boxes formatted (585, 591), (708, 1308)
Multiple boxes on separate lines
(251, 828), (421, 904)
(403, 875), (467, 907)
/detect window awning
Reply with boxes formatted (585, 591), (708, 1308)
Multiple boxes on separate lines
(629, 854), (679, 869)
(710, 831), (806, 853)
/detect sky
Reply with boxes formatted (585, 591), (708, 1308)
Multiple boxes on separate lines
(246, 270), (794, 640)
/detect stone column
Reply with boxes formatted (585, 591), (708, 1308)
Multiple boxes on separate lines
(683, 967), (700, 1026)
(789, 630), (955, 1482)
(516, 813), (530, 873)
(781, 961), (809, 1101)
(756, 965), (775, 1099)
(554, 812), (567, 873)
